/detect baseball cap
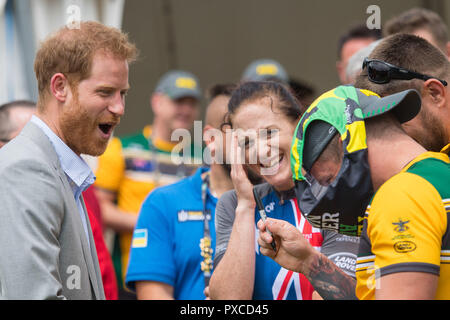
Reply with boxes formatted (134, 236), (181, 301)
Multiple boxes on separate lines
(302, 121), (338, 172)
(241, 59), (289, 83)
(154, 70), (202, 100)
(291, 85), (421, 180)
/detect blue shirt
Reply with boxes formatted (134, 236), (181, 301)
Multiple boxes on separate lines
(30, 115), (94, 244)
(126, 167), (217, 300)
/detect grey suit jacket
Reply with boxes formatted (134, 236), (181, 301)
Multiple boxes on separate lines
(0, 122), (105, 300)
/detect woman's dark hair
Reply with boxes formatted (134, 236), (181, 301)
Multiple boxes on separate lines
(222, 81), (304, 129)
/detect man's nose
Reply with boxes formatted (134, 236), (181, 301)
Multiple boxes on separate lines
(109, 93), (125, 116)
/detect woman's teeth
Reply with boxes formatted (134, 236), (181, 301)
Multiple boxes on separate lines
(261, 154), (283, 168)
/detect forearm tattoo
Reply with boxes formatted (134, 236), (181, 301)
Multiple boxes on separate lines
(306, 253), (357, 300)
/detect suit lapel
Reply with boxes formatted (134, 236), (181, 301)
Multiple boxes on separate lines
(55, 162), (102, 299)
(20, 122), (60, 170)
(22, 122), (103, 299)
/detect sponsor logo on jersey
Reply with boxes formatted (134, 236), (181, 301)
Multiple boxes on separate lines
(336, 234), (360, 244)
(392, 218), (410, 233)
(327, 252), (357, 276)
(265, 201), (275, 213)
(394, 240), (416, 253)
(178, 210), (211, 222)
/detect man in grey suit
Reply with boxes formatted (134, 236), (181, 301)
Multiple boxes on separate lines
(0, 21), (137, 299)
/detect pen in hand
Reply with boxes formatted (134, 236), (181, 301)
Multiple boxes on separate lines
(253, 187), (277, 252)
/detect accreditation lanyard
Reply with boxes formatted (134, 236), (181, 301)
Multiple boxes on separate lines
(199, 172), (213, 287)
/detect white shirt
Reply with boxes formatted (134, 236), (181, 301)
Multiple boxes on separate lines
(30, 115), (94, 245)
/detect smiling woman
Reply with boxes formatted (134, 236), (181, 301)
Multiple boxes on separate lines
(224, 81), (304, 190)
(209, 81), (361, 301)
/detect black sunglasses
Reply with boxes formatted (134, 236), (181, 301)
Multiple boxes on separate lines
(362, 58), (448, 86)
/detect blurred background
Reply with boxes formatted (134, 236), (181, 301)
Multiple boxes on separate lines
(1, 0), (449, 135)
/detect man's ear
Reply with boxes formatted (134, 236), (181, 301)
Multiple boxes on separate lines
(423, 79), (446, 108)
(203, 124), (217, 164)
(336, 60), (343, 81)
(150, 93), (159, 114)
(151, 92), (168, 115)
(203, 124), (215, 148)
(50, 73), (69, 102)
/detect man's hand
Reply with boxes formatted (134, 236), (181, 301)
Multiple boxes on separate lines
(257, 217), (357, 300)
(257, 218), (316, 275)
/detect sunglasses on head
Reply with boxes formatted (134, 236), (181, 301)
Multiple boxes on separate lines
(362, 58), (448, 86)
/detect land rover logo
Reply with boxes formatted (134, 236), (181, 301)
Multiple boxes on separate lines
(394, 240), (416, 253)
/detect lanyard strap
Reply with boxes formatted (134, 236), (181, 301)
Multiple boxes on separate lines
(200, 171), (213, 287)
(201, 172), (210, 236)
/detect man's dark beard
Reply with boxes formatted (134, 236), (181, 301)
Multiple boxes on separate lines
(417, 108), (447, 152)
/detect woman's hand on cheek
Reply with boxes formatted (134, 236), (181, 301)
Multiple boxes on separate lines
(231, 131), (255, 209)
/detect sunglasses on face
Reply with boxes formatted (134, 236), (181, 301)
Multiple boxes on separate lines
(362, 58), (448, 86)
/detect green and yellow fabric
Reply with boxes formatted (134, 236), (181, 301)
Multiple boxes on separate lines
(290, 85), (421, 236)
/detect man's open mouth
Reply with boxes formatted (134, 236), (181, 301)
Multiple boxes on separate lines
(98, 123), (114, 135)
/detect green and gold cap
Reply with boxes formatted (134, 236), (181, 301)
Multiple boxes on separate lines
(291, 85), (421, 181)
